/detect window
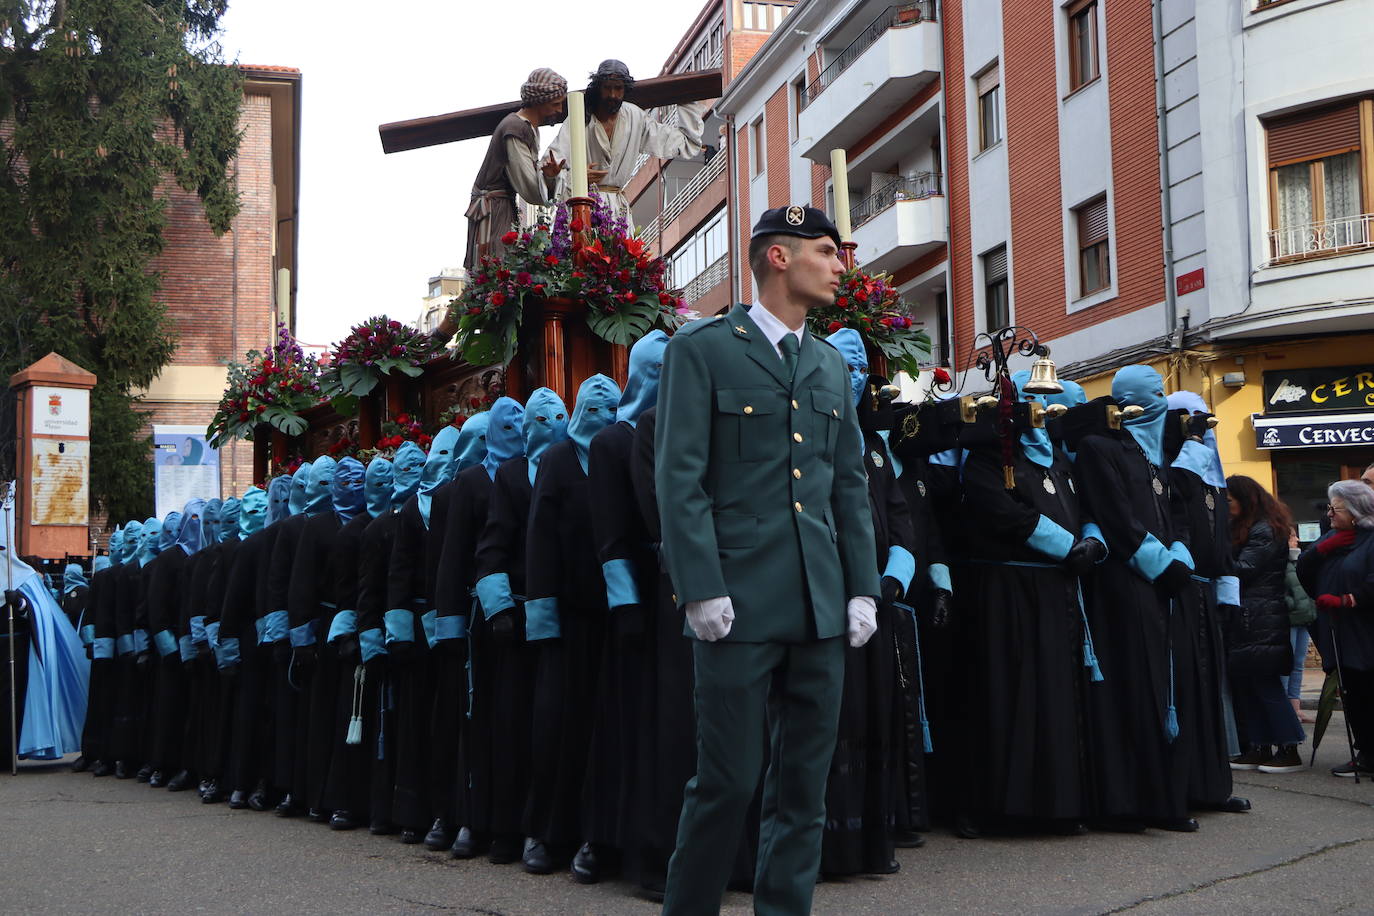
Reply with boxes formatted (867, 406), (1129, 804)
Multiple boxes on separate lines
(750, 117), (765, 177)
(670, 209), (728, 291)
(430, 284), (442, 298)
(983, 246), (1009, 330)
(790, 75), (805, 140)
(976, 64), (1001, 152)
(1265, 100), (1372, 261)
(1067, 0), (1100, 91)
(1075, 195), (1111, 296)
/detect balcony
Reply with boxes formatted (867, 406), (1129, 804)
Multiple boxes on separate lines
(850, 174), (946, 275)
(1264, 213), (1374, 266)
(798, 2), (940, 161)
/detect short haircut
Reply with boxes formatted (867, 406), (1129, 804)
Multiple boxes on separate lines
(1330, 479), (1374, 529)
(749, 233), (801, 285)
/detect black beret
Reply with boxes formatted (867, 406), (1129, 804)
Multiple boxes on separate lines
(751, 205), (842, 249)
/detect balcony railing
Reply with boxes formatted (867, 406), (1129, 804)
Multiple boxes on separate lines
(801, 1), (937, 109)
(679, 254), (731, 304)
(850, 172), (942, 231)
(1265, 212), (1374, 264)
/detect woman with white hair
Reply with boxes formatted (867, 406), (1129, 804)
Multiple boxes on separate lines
(1297, 479), (1374, 777)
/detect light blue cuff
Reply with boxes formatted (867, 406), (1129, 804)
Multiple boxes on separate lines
(132, 629), (150, 654)
(384, 608), (415, 645)
(1216, 575), (1240, 606)
(1168, 540), (1195, 570)
(476, 572), (515, 618)
(116, 634), (134, 656)
(525, 597), (562, 641)
(1171, 439), (1213, 480)
(1081, 522), (1109, 560)
(189, 615), (207, 645)
(262, 610), (288, 643)
(929, 448), (961, 468)
(877, 429), (904, 478)
(178, 635), (196, 662)
(1026, 515), (1075, 561)
(882, 545), (917, 593)
(327, 611), (358, 643)
(205, 621), (220, 649)
(93, 637), (115, 660)
(254, 617), (267, 644)
(215, 637), (241, 669)
(359, 627), (385, 662)
(80, 624), (95, 647)
(1127, 533), (1174, 582)
(927, 562), (952, 593)
(435, 614), (466, 640)
(154, 629), (177, 658)
(602, 558), (641, 609)
(421, 610), (438, 648)
(289, 620), (318, 648)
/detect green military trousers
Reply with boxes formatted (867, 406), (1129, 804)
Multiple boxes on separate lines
(662, 636), (845, 916)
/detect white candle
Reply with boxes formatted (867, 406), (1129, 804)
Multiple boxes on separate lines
(830, 148), (852, 242)
(568, 91), (588, 199)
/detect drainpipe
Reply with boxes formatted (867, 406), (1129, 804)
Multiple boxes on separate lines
(935, 4), (954, 368)
(726, 112), (739, 304)
(1152, 0), (1179, 356)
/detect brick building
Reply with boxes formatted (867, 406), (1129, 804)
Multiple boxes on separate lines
(137, 65), (302, 502)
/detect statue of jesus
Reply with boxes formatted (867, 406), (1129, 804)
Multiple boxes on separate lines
(547, 60), (705, 230)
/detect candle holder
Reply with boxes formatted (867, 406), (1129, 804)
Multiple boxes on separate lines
(568, 195), (594, 250)
(840, 241), (857, 270)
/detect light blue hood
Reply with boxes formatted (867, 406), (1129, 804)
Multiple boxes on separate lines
(1012, 369), (1054, 469)
(289, 461), (314, 516)
(824, 328), (869, 407)
(1112, 365), (1169, 466)
(365, 457), (395, 518)
(453, 412), (490, 474)
(331, 457), (367, 522)
(569, 374), (622, 475)
(524, 388), (569, 485)
(391, 442), (426, 505)
(618, 330), (669, 426)
(483, 397), (526, 480)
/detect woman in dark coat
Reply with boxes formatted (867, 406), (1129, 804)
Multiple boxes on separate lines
(1297, 479), (1374, 777)
(1225, 475), (1305, 773)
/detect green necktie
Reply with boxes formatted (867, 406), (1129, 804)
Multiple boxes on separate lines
(779, 333), (800, 381)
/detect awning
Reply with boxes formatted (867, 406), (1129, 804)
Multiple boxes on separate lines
(1252, 412), (1374, 450)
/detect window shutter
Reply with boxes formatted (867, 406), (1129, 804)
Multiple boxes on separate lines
(984, 245), (1007, 281)
(1266, 102), (1361, 167)
(1078, 196), (1109, 246)
(976, 64), (1000, 98)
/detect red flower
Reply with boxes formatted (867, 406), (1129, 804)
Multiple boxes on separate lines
(837, 297), (850, 309)
(544, 254), (559, 267)
(932, 367), (952, 385)
(516, 271), (533, 286)
(624, 237), (646, 258)
(467, 307), (481, 315)
(570, 218), (584, 232)
(618, 269), (631, 283)
(396, 414), (411, 425)
(469, 397), (481, 408)
(490, 291), (507, 307)
(533, 284), (546, 295)
(501, 231), (519, 245)
(658, 292), (673, 306)
(855, 288), (870, 302)
(827, 320), (843, 332)
(388, 320), (402, 330)
(496, 269), (510, 281)
(879, 317), (893, 327)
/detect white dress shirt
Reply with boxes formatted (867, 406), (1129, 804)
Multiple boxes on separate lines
(747, 300), (804, 360)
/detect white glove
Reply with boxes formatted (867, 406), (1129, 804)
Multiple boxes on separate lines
(685, 596), (734, 642)
(847, 596), (877, 648)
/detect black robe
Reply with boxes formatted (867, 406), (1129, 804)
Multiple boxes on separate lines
(200, 537), (241, 782)
(81, 565), (119, 764)
(1075, 433), (1189, 821)
(354, 507), (406, 827)
(266, 512), (311, 796)
(109, 559), (152, 765)
(219, 527), (274, 793)
(523, 439), (609, 850)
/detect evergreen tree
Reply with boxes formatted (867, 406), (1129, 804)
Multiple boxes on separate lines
(0, 0), (242, 523)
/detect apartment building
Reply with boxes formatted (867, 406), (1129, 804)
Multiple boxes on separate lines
(708, 0), (1374, 527)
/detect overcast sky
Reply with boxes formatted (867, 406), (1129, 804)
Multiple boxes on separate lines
(217, 0), (704, 349)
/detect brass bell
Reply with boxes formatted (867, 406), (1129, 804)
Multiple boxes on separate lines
(1022, 354), (1063, 395)
(878, 384), (902, 403)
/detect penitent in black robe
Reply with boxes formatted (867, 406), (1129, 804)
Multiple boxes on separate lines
(1075, 433), (1189, 822)
(82, 565), (119, 764)
(219, 527), (274, 795)
(200, 536), (241, 783)
(353, 507), (405, 828)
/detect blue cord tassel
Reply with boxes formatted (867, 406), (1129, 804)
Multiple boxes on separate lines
(1165, 598), (1179, 743)
(894, 601), (933, 753)
(1075, 583), (1105, 682)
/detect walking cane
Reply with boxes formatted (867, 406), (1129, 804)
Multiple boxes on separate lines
(1329, 613), (1361, 784)
(4, 481), (17, 776)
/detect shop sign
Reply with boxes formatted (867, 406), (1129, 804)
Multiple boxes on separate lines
(1263, 365), (1374, 413)
(1252, 412), (1374, 450)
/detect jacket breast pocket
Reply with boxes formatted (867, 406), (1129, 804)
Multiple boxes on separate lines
(716, 388), (779, 463)
(810, 389), (842, 460)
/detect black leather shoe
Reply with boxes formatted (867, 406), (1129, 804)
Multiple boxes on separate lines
(91, 760), (112, 778)
(571, 842), (600, 884)
(274, 794), (300, 817)
(201, 781), (223, 804)
(71, 755), (90, 773)
(308, 808), (328, 823)
(487, 833), (520, 864)
(330, 811), (358, 831)
(1209, 795), (1251, 813)
(867, 859), (900, 876)
(1147, 817), (1200, 833)
(114, 761), (131, 780)
(638, 881), (666, 903)
(423, 818), (454, 850)
(399, 828), (423, 845)
(450, 826), (481, 859)
(893, 830), (925, 848)
(247, 782), (270, 812)
(166, 770), (194, 792)
(228, 790), (249, 809)
(954, 814), (982, 839)
(136, 764), (154, 783)
(522, 838), (556, 875)
(369, 819), (398, 836)
(148, 770), (166, 788)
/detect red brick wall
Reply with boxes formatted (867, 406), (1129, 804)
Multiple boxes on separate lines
(765, 85), (789, 208)
(811, 161), (831, 210)
(737, 122), (752, 302)
(943, 1), (974, 369)
(726, 31), (769, 83)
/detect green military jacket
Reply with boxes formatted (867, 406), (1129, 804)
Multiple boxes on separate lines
(654, 302), (880, 643)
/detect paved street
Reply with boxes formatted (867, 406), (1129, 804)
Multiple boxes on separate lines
(5, 716), (1372, 916)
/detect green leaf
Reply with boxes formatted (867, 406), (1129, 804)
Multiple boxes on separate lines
(340, 362), (379, 396)
(395, 362), (425, 378)
(587, 301), (658, 347)
(330, 394), (360, 418)
(262, 406), (309, 437)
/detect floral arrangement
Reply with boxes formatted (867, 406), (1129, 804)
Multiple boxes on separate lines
(450, 197), (690, 367)
(437, 394), (493, 428)
(376, 412), (433, 452)
(326, 435), (359, 459)
(207, 325), (324, 448)
(807, 266), (932, 378)
(321, 316), (434, 398)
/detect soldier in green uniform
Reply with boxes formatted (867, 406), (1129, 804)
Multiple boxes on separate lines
(657, 206), (881, 915)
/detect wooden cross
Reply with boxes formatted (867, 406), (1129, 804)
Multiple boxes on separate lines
(377, 69), (724, 153)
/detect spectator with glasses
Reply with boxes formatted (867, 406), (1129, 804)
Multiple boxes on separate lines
(1298, 480), (1374, 777)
